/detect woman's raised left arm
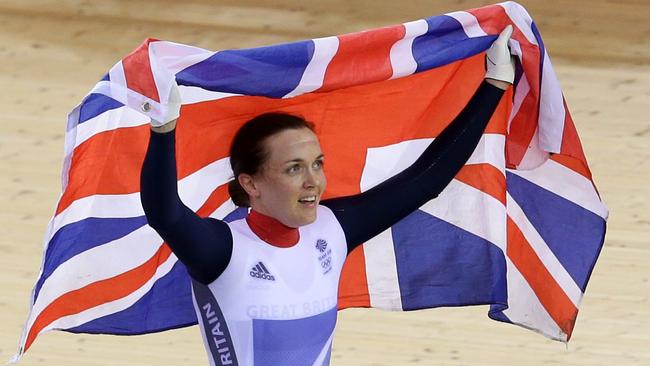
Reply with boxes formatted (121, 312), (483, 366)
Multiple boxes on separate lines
(321, 26), (515, 253)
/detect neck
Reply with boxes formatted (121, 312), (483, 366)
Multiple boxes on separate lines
(246, 210), (300, 247)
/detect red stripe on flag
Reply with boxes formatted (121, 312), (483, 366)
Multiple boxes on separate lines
(550, 154), (592, 182)
(318, 24), (406, 92)
(456, 163), (506, 205)
(506, 217), (578, 339)
(485, 85), (512, 135)
(24, 244), (173, 352)
(470, 5), (543, 168)
(122, 38), (160, 102)
(57, 54), (497, 217)
(195, 184), (230, 217)
(506, 94), (539, 168)
(57, 125), (150, 215)
(558, 99), (591, 179)
(56, 106), (239, 216)
(179, 55), (488, 201)
(467, 4), (510, 35)
(505, 27), (542, 168)
(338, 246), (371, 309)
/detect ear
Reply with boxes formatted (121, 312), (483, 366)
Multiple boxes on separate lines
(238, 173), (260, 198)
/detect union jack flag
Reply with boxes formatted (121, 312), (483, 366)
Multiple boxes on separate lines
(15, 1), (607, 361)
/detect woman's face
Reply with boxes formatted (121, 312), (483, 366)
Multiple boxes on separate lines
(246, 127), (326, 228)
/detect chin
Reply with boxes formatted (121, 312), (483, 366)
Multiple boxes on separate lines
(294, 212), (318, 227)
(305, 215), (318, 225)
(291, 203), (319, 227)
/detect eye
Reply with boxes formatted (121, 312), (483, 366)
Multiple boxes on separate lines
(312, 159), (324, 170)
(286, 164), (302, 174)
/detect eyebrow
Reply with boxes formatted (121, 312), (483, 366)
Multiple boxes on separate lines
(283, 154), (325, 164)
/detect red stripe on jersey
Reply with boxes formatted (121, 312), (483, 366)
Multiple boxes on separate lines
(247, 210), (300, 248)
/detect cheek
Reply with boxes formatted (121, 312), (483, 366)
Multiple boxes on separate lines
(319, 171), (327, 190)
(265, 175), (302, 200)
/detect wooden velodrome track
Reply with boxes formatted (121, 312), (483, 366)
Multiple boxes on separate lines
(1, 0), (648, 365)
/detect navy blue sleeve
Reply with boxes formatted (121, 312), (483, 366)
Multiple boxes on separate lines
(322, 81), (505, 253)
(140, 129), (232, 285)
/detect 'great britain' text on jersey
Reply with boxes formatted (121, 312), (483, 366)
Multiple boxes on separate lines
(202, 302), (235, 365)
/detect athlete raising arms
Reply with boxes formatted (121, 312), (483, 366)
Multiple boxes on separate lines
(141, 26), (515, 366)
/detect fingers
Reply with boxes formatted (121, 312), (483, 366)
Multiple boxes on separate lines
(484, 25), (515, 84)
(167, 80), (182, 105)
(151, 79), (182, 128)
(495, 24), (513, 45)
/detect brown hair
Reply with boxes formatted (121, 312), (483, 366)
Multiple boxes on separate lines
(228, 112), (315, 206)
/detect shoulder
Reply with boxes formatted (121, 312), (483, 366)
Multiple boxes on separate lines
(316, 204), (337, 221)
(305, 205), (348, 248)
(312, 205), (343, 230)
(203, 216), (233, 233)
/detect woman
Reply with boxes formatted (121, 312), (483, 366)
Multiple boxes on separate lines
(141, 26), (515, 366)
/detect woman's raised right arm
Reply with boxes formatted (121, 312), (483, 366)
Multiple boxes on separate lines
(140, 120), (233, 285)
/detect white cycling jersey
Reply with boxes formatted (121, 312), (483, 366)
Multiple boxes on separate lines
(191, 205), (347, 366)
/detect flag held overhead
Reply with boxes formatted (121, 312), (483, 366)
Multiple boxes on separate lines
(15, 1), (606, 362)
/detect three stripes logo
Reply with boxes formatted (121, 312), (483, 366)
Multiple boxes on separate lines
(250, 261), (275, 281)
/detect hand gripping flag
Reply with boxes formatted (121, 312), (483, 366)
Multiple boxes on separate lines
(15, 1), (607, 361)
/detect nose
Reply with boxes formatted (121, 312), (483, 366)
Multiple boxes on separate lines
(303, 168), (320, 189)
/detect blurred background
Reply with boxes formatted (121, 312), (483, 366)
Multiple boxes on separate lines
(1, 0), (648, 365)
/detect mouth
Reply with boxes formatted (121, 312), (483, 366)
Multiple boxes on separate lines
(297, 195), (318, 207)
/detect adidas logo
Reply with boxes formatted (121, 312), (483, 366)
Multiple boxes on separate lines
(249, 261), (275, 281)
